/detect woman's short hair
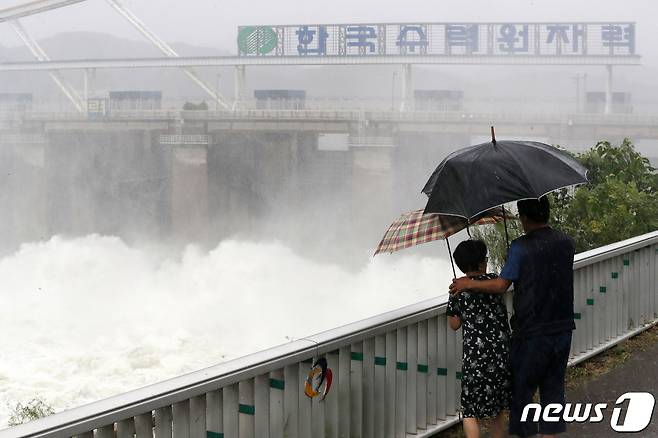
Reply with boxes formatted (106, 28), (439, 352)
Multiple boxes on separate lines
(517, 196), (550, 223)
(453, 239), (488, 274)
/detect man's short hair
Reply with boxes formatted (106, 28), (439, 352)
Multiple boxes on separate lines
(517, 196), (550, 224)
(453, 239), (488, 274)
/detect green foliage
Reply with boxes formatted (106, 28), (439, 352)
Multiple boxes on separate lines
(551, 139), (658, 252)
(473, 218), (523, 272)
(576, 139), (657, 193)
(7, 398), (55, 426)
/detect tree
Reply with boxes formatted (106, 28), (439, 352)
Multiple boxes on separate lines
(550, 139), (658, 252)
(7, 398), (54, 426)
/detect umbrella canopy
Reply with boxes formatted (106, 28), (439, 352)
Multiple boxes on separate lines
(374, 207), (511, 256)
(422, 140), (588, 219)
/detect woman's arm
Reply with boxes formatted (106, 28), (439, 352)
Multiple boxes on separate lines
(448, 315), (462, 330)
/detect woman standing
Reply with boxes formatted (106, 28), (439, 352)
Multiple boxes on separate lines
(447, 239), (511, 438)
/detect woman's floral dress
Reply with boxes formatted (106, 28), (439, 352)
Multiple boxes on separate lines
(446, 273), (512, 418)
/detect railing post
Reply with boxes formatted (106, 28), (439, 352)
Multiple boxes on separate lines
(172, 401), (190, 438)
(135, 412), (153, 438)
(338, 346), (351, 438)
(427, 316), (438, 425)
(446, 320), (457, 416)
(325, 351), (339, 438)
(311, 363), (326, 438)
(223, 383), (240, 438)
(269, 370), (284, 438)
(632, 251), (640, 328)
(395, 327), (407, 438)
(117, 418), (135, 438)
(155, 406), (173, 438)
(363, 337), (376, 438)
(298, 362), (312, 437)
(417, 319), (428, 430)
(207, 390), (223, 438)
(374, 335), (387, 437)
(406, 324), (418, 434)
(653, 245), (658, 320)
(586, 265), (595, 349)
(96, 425), (114, 438)
(190, 395), (206, 438)
(455, 327), (463, 408)
(255, 374), (270, 438)
(283, 364), (299, 438)
(239, 379), (256, 438)
(385, 331), (397, 438)
(436, 315), (447, 420)
(350, 342), (364, 436)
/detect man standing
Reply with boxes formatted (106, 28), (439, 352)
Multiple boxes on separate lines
(449, 196), (576, 437)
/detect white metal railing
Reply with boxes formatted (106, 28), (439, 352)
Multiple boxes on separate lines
(2, 231), (657, 438)
(6, 98), (658, 114)
(4, 108), (658, 128)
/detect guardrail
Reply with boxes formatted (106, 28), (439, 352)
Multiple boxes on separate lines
(3, 231), (657, 438)
(3, 109), (658, 127)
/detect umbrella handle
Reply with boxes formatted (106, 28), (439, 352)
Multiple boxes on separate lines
(445, 236), (457, 278)
(502, 204), (510, 255)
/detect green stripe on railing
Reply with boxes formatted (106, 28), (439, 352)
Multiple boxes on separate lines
(239, 404), (255, 415)
(437, 367), (448, 376)
(623, 259), (630, 266)
(611, 272), (619, 279)
(574, 313), (582, 320)
(587, 298), (594, 306)
(374, 356), (386, 366)
(396, 361), (408, 371)
(417, 364), (429, 373)
(207, 432), (224, 438)
(269, 378), (285, 390)
(600, 286), (607, 293)
(456, 371), (462, 380)
(351, 352), (364, 361)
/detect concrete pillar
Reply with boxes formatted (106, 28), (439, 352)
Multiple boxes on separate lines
(605, 65), (613, 115)
(400, 64), (413, 111)
(170, 145), (209, 242)
(234, 65), (246, 108)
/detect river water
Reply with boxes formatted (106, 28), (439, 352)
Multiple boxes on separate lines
(0, 234), (451, 426)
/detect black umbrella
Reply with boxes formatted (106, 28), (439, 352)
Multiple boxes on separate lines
(422, 129), (588, 219)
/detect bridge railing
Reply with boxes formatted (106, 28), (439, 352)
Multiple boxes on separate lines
(5, 109), (658, 127)
(2, 231), (658, 438)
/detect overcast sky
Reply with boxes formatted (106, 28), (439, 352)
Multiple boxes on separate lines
(0, 0), (656, 63)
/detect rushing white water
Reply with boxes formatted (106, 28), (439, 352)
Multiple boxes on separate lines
(0, 235), (452, 426)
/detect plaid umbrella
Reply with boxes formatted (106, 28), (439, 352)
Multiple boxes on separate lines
(375, 207), (512, 276)
(374, 208), (509, 256)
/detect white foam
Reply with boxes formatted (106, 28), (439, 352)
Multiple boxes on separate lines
(0, 235), (451, 426)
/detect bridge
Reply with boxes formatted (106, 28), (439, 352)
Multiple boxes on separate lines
(1, 106), (657, 248)
(1, 231), (656, 438)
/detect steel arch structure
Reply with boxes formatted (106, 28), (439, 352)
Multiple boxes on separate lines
(0, 0), (231, 110)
